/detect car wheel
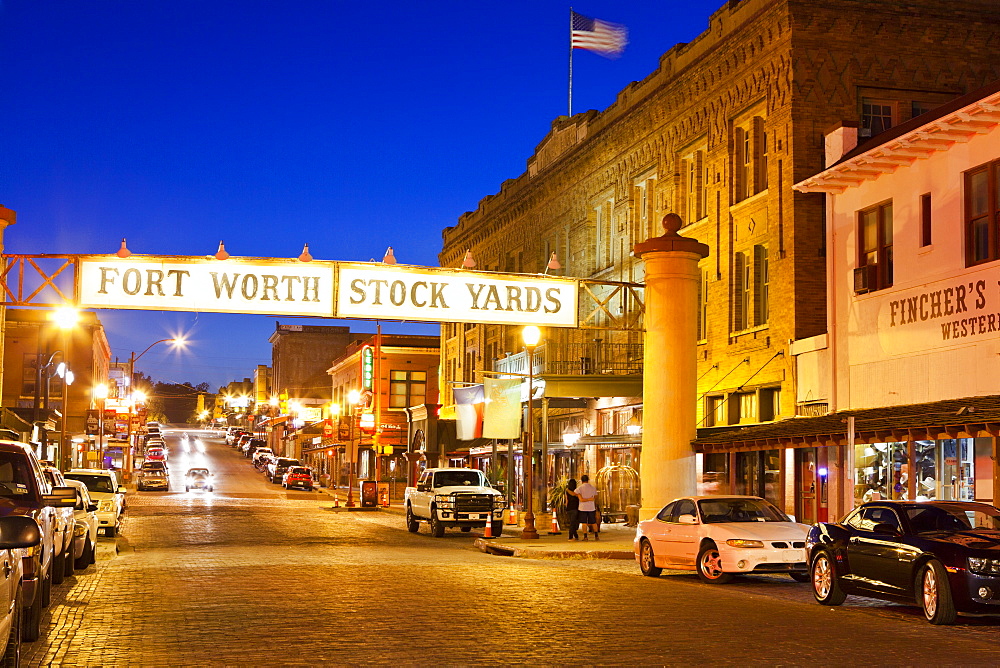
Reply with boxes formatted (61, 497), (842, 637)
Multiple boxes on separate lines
(491, 520), (503, 536)
(106, 525), (116, 538)
(461, 526), (472, 533)
(208, 486), (213, 493)
(919, 560), (957, 625)
(40, 571), (51, 608)
(405, 507), (419, 533)
(696, 543), (733, 584)
(75, 538), (93, 571)
(185, 486), (189, 492)
(811, 550), (846, 605)
(64, 545), (74, 577)
(51, 551), (65, 585)
(789, 572), (811, 583)
(2, 587), (21, 665)
(430, 513), (445, 538)
(639, 539), (662, 577)
(21, 585), (40, 642)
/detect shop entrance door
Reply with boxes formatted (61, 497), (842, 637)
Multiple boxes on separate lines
(796, 448), (818, 525)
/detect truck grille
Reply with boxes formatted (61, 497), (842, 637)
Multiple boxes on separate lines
(454, 494), (494, 513)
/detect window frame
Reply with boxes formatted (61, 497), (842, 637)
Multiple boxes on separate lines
(857, 200), (894, 291)
(965, 160), (1000, 266)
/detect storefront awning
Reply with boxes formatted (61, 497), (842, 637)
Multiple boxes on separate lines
(693, 394), (1000, 453)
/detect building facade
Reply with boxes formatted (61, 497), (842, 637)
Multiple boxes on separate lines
(438, 0), (1000, 515)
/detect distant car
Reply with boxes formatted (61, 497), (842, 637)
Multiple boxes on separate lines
(635, 496), (811, 583)
(63, 480), (98, 570)
(252, 446), (273, 467)
(137, 468), (169, 492)
(267, 458), (301, 484)
(140, 461), (167, 473)
(186, 473), (213, 493)
(63, 469), (126, 537)
(145, 447), (167, 463)
(282, 466), (314, 491)
(807, 500), (1000, 624)
(225, 427), (245, 446)
(238, 435), (254, 455)
(185, 467), (211, 478)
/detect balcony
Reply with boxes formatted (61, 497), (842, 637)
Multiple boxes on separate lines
(492, 339), (643, 399)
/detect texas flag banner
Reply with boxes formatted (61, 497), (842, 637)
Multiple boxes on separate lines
(482, 378), (522, 440)
(571, 11), (628, 58)
(454, 384), (485, 441)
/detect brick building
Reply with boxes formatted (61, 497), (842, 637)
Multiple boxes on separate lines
(438, 0), (1000, 515)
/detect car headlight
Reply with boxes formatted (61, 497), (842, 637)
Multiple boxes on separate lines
(74, 523), (88, 537)
(725, 539), (765, 548)
(968, 557), (1000, 575)
(99, 500), (114, 512)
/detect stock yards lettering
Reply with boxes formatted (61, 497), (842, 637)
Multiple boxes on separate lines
(888, 278), (1000, 340)
(348, 278), (563, 313)
(96, 267), (321, 302)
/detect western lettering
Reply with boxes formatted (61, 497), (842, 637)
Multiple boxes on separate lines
(944, 287), (954, 316)
(411, 281), (427, 307)
(919, 294), (928, 321)
(144, 270), (165, 296)
(98, 267), (119, 294)
(280, 275), (302, 301)
(976, 280), (987, 309)
(389, 280), (406, 306)
(211, 272), (240, 299)
(956, 284), (967, 313)
(303, 276), (320, 302)
(930, 291), (942, 319)
(429, 282), (448, 308)
(890, 300), (899, 326)
(123, 268), (142, 295)
(349, 278), (366, 304)
(166, 269), (189, 296)
(241, 274), (259, 300)
(544, 287), (562, 313)
(905, 297), (918, 324)
(505, 286), (523, 312)
(261, 275), (279, 301)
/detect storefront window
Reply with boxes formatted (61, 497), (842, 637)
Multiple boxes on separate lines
(700, 452), (730, 494)
(857, 439), (977, 505)
(734, 450), (781, 505)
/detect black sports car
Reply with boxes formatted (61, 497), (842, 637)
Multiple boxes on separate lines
(806, 500), (1000, 624)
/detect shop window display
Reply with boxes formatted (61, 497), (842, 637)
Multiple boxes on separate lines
(855, 439), (977, 506)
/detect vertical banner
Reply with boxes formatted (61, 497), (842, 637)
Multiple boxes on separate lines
(453, 384), (484, 441)
(483, 378), (521, 439)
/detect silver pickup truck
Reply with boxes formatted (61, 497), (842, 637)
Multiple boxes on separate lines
(405, 468), (505, 537)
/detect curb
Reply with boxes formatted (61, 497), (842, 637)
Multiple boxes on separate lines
(474, 538), (633, 560)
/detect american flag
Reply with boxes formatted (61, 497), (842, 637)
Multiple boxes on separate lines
(571, 11), (627, 58)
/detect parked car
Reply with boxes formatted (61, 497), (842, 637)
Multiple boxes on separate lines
(267, 458), (301, 484)
(0, 441), (77, 641)
(140, 461), (167, 473)
(807, 500), (1000, 624)
(63, 469), (126, 537)
(145, 447), (167, 464)
(63, 480), (98, 570)
(238, 435), (254, 455)
(39, 465), (77, 584)
(635, 496), (811, 583)
(225, 427), (245, 446)
(252, 446), (273, 467)
(136, 468), (169, 492)
(282, 466), (314, 491)
(0, 515), (42, 658)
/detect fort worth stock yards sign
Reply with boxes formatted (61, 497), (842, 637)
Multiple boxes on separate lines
(78, 257), (579, 327)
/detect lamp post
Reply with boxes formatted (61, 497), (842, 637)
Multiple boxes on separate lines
(51, 307), (80, 471)
(93, 383), (109, 469)
(329, 402), (341, 491)
(127, 338), (181, 476)
(521, 325), (541, 539)
(347, 389), (361, 507)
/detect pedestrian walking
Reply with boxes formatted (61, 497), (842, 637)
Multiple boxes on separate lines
(565, 478), (580, 541)
(576, 474), (600, 541)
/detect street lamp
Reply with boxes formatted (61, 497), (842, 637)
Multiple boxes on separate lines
(51, 307), (79, 471)
(127, 337), (183, 478)
(521, 325), (541, 539)
(93, 383), (109, 469)
(346, 389), (362, 508)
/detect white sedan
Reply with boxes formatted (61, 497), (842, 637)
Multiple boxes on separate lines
(635, 495), (810, 583)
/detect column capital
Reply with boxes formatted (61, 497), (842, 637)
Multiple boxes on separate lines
(633, 213), (709, 259)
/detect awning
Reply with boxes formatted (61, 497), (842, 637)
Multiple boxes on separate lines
(693, 394), (1000, 453)
(258, 415), (288, 427)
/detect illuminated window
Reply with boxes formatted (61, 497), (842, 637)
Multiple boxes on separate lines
(389, 370), (427, 409)
(966, 161), (1000, 266)
(858, 201), (893, 290)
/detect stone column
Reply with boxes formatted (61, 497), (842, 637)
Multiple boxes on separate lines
(633, 213), (708, 519)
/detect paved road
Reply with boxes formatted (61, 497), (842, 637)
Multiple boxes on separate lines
(23, 431), (1000, 666)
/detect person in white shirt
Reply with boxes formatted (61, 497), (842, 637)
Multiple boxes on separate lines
(575, 474), (600, 541)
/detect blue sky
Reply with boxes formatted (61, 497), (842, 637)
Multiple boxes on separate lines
(1, 0), (725, 388)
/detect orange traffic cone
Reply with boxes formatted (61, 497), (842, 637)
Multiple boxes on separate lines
(483, 517), (495, 539)
(506, 505), (518, 525)
(549, 511), (561, 535)
(333, 493), (340, 508)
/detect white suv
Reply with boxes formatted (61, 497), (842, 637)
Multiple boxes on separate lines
(63, 470), (126, 536)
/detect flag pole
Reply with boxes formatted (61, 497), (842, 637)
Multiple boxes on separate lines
(568, 7), (573, 116)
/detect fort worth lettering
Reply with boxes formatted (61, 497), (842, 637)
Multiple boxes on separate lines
(96, 266), (321, 302)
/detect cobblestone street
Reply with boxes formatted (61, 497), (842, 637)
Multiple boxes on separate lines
(23, 434), (1000, 666)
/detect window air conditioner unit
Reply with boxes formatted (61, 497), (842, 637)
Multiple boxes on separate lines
(854, 264), (877, 293)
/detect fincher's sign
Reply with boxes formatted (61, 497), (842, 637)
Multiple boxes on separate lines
(77, 256), (579, 327)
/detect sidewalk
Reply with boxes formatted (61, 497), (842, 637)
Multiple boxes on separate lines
(317, 486), (635, 560)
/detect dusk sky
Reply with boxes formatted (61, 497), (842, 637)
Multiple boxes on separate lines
(2, 0), (724, 389)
